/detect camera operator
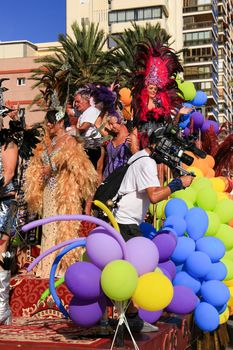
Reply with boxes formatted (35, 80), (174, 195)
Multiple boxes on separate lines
(113, 130), (194, 241)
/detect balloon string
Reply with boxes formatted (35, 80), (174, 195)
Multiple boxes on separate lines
(123, 314), (140, 350)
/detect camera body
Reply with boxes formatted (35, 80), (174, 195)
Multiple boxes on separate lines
(151, 124), (206, 175)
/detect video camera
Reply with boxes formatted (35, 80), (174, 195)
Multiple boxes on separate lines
(150, 124), (206, 176)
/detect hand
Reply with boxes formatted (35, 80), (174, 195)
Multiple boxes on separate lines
(180, 175), (194, 188)
(179, 106), (193, 115)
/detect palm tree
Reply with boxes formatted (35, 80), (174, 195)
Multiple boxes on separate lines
(111, 22), (171, 87)
(30, 21), (116, 108)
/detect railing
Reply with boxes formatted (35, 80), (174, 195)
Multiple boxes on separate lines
(183, 4), (212, 13)
(183, 73), (213, 80)
(183, 21), (212, 30)
(184, 39), (212, 46)
(184, 56), (213, 63)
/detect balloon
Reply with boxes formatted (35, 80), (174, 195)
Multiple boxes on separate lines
(205, 211), (221, 236)
(80, 250), (90, 262)
(214, 199), (233, 224)
(171, 188), (197, 204)
(165, 198), (188, 218)
(195, 187), (217, 211)
(184, 251), (212, 278)
(125, 237), (159, 276)
(191, 91), (208, 107)
(185, 207), (209, 240)
(194, 302), (219, 332)
(150, 200), (167, 219)
(227, 286), (233, 306)
(173, 271), (201, 294)
(192, 159), (209, 176)
(69, 296), (106, 327)
(204, 262), (227, 281)
(191, 177), (212, 191)
(195, 237), (225, 263)
(183, 127), (190, 137)
(139, 222), (156, 240)
(201, 280), (230, 307)
(158, 260), (177, 280)
(186, 166), (203, 178)
(132, 272), (173, 311)
(166, 285), (198, 314)
(171, 236), (195, 264)
(191, 111), (204, 129)
(179, 81), (196, 101)
(153, 233), (177, 263)
(119, 87), (132, 106)
(219, 307), (229, 325)
(210, 177), (226, 192)
(122, 105), (132, 120)
(86, 233), (123, 270)
(65, 262), (102, 301)
(215, 224), (233, 250)
(206, 168), (216, 178)
(205, 155), (215, 168)
(163, 215), (187, 236)
(221, 258), (233, 280)
(138, 308), (163, 324)
(101, 260), (138, 301)
(201, 120), (219, 134)
(89, 226), (109, 235)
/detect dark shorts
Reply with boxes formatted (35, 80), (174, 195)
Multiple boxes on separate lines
(118, 223), (142, 242)
(86, 147), (101, 169)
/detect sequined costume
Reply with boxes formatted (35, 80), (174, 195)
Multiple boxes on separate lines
(0, 147), (17, 238)
(24, 135), (98, 277)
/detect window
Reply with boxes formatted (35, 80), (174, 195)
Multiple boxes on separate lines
(17, 78), (25, 86)
(126, 10), (134, 21)
(117, 11), (126, 22)
(109, 6), (162, 24)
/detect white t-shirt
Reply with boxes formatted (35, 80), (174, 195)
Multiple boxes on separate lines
(77, 106), (101, 139)
(114, 149), (160, 225)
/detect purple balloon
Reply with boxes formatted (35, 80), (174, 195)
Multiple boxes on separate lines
(125, 237), (159, 276)
(191, 111), (204, 129)
(159, 228), (178, 242)
(201, 120), (219, 134)
(166, 285), (198, 314)
(139, 308), (163, 324)
(69, 296), (106, 327)
(183, 127), (190, 137)
(159, 267), (172, 280)
(153, 234), (177, 263)
(158, 260), (177, 280)
(65, 262), (102, 301)
(86, 233), (123, 270)
(89, 226), (109, 235)
(164, 215), (187, 236)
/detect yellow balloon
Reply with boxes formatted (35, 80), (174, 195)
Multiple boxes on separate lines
(210, 177), (226, 192)
(132, 272), (174, 311)
(217, 192), (229, 201)
(224, 279), (233, 287)
(186, 166), (203, 178)
(219, 307), (229, 325)
(227, 286), (233, 307)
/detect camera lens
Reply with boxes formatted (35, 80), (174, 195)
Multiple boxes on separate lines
(181, 153), (194, 166)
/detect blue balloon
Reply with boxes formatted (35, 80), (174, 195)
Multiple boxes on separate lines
(204, 262), (227, 281)
(196, 237), (225, 262)
(165, 198), (188, 219)
(164, 216), (187, 237)
(183, 102), (193, 108)
(184, 251), (212, 278)
(185, 208), (209, 240)
(179, 118), (191, 129)
(191, 90), (208, 107)
(139, 222), (156, 240)
(194, 302), (219, 332)
(171, 236), (195, 264)
(173, 271), (201, 294)
(201, 280), (230, 307)
(216, 303), (227, 314)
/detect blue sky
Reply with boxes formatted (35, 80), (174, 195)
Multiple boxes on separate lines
(0, 0), (66, 43)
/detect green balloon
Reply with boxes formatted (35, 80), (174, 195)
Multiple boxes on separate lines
(171, 188), (196, 204)
(205, 211), (221, 236)
(196, 187), (217, 211)
(221, 257), (233, 280)
(149, 200), (166, 219)
(80, 250), (90, 262)
(214, 199), (233, 224)
(179, 81), (196, 101)
(191, 177), (212, 191)
(224, 248), (233, 261)
(101, 260), (138, 301)
(215, 224), (233, 250)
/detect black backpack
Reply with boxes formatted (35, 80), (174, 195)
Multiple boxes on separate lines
(92, 155), (149, 213)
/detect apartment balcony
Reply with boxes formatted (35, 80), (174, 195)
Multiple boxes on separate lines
(184, 73), (213, 80)
(184, 39), (212, 47)
(183, 4), (212, 14)
(183, 21), (212, 31)
(184, 56), (213, 64)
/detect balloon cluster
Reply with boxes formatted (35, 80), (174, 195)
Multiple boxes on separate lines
(161, 182), (233, 331)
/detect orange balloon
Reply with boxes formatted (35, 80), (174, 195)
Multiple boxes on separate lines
(119, 87), (132, 106)
(122, 105), (132, 120)
(206, 168), (215, 178)
(228, 219), (233, 228)
(205, 154), (215, 168)
(193, 159), (209, 176)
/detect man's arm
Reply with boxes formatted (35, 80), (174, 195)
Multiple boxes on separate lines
(146, 175), (194, 204)
(77, 121), (92, 134)
(1, 143), (18, 187)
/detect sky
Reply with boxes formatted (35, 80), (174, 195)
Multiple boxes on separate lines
(0, 0), (66, 43)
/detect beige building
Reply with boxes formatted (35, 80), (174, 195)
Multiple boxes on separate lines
(66, 0), (183, 52)
(0, 41), (62, 125)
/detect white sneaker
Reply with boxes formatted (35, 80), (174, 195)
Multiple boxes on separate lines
(141, 321), (159, 333)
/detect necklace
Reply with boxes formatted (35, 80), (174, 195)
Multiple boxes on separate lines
(51, 133), (66, 147)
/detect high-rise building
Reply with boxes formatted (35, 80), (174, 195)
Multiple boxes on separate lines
(66, 0), (183, 52)
(182, 0), (233, 123)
